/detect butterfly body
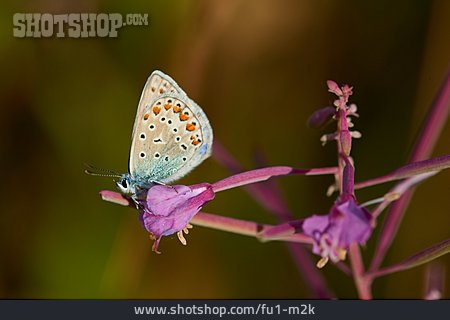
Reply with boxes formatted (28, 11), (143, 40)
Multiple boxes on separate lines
(115, 71), (213, 200)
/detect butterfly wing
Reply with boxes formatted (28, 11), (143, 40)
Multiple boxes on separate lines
(129, 73), (213, 185)
(130, 70), (186, 141)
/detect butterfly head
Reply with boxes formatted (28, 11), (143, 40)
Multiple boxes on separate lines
(115, 173), (137, 196)
(115, 174), (154, 202)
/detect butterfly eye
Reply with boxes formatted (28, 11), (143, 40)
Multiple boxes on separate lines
(121, 179), (128, 189)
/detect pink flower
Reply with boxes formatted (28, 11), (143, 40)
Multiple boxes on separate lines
(302, 195), (372, 267)
(140, 183), (215, 253)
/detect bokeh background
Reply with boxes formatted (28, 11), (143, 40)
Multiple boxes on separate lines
(0, 0), (449, 299)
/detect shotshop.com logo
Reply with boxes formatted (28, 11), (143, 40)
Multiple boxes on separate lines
(13, 13), (148, 38)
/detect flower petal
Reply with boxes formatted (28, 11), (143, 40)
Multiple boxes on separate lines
(302, 197), (373, 263)
(302, 214), (330, 256)
(141, 183), (215, 238)
(336, 199), (372, 246)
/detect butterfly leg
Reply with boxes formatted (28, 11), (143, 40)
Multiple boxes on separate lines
(151, 180), (167, 186)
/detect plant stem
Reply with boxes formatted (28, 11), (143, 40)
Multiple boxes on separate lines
(192, 211), (313, 244)
(349, 244), (372, 299)
(332, 84), (372, 299)
(370, 70), (450, 272)
(211, 165), (338, 193)
(354, 154), (450, 189)
(367, 238), (450, 279)
(370, 172), (437, 219)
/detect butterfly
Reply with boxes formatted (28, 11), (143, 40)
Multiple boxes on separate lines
(102, 70), (213, 202)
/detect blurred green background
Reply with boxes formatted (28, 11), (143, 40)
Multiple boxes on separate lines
(0, 0), (449, 299)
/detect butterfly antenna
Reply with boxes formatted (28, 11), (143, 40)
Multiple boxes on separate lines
(84, 163), (122, 178)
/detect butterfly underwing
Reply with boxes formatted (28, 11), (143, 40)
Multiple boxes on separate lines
(116, 70), (213, 199)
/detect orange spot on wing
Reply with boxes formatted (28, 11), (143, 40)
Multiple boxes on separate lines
(164, 104), (171, 110)
(186, 123), (196, 131)
(180, 114), (189, 121)
(173, 106), (181, 113)
(192, 140), (200, 146)
(152, 107), (161, 115)
(143, 113), (149, 120)
(190, 135), (195, 140)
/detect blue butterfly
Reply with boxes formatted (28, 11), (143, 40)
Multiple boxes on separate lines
(107, 71), (213, 201)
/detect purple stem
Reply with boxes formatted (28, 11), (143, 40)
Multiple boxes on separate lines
(257, 221), (303, 240)
(330, 81), (369, 298)
(367, 238), (450, 279)
(100, 190), (132, 206)
(370, 70), (450, 272)
(211, 165), (337, 193)
(342, 157), (355, 195)
(355, 154), (450, 189)
(410, 69), (450, 160)
(191, 211), (313, 244)
(370, 172), (437, 219)
(349, 244), (372, 299)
